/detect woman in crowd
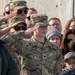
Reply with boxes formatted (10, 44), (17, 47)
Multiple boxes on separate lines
(46, 28), (61, 47)
(61, 29), (75, 55)
(64, 18), (75, 34)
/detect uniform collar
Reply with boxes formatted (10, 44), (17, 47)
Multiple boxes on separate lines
(30, 36), (51, 47)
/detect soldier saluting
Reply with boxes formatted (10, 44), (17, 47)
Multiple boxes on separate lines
(2, 14), (63, 75)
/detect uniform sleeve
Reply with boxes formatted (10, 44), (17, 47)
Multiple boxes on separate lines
(1, 31), (27, 54)
(0, 18), (4, 26)
(54, 49), (64, 75)
(2, 31), (26, 43)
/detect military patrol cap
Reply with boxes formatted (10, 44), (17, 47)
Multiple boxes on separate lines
(64, 52), (75, 61)
(8, 16), (25, 26)
(30, 14), (49, 26)
(10, 1), (27, 10)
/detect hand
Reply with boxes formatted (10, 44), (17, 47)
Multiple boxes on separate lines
(3, 10), (17, 21)
(25, 25), (39, 35)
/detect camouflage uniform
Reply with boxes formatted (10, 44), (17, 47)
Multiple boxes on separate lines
(0, 18), (4, 26)
(0, 0), (27, 28)
(1, 16), (27, 75)
(2, 14), (63, 75)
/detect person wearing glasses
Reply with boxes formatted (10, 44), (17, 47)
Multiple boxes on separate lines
(61, 29), (75, 56)
(64, 18), (75, 34)
(48, 17), (62, 33)
(0, 3), (14, 26)
(7, 16), (27, 32)
(10, 1), (28, 18)
(25, 8), (37, 28)
(0, 1), (28, 27)
(1, 16), (27, 75)
(1, 14), (63, 75)
(0, 16), (27, 37)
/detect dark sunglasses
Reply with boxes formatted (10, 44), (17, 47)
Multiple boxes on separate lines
(17, 9), (28, 14)
(66, 39), (72, 43)
(5, 11), (10, 14)
(14, 25), (27, 31)
(26, 16), (30, 20)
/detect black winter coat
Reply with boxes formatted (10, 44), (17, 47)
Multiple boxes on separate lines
(0, 40), (18, 75)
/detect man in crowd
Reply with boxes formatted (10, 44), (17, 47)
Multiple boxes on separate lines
(2, 14), (63, 75)
(26, 8), (37, 28)
(0, 0), (28, 26)
(48, 17), (62, 33)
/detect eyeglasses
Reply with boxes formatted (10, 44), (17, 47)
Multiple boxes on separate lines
(17, 9), (28, 14)
(50, 23), (60, 26)
(26, 16), (30, 20)
(14, 25), (27, 31)
(5, 11), (10, 14)
(66, 39), (72, 43)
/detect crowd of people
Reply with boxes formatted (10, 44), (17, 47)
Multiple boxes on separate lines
(0, 0), (75, 75)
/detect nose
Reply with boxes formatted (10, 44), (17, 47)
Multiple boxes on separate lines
(53, 39), (57, 42)
(21, 11), (26, 17)
(20, 28), (22, 30)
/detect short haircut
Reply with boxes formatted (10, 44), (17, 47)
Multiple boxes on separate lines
(29, 8), (37, 13)
(48, 17), (61, 24)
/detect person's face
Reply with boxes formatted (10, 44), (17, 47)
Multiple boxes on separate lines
(69, 21), (75, 30)
(67, 34), (75, 49)
(65, 58), (75, 70)
(27, 9), (37, 16)
(49, 36), (61, 47)
(13, 8), (28, 18)
(25, 9), (37, 28)
(4, 5), (10, 16)
(49, 20), (62, 33)
(10, 23), (27, 32)
(34, 26), (48, 37)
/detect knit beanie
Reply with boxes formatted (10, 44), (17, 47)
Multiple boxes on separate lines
(46, 28), (61, 40)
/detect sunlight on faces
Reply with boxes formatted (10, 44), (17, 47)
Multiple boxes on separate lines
(13, 8), (27, 18)
(49, 20), (62, 33)
(26, 9), (37, 28)
(70, 21), (75, 30)
(34, 26), (48, 37)
(49, 36), (61, 47)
